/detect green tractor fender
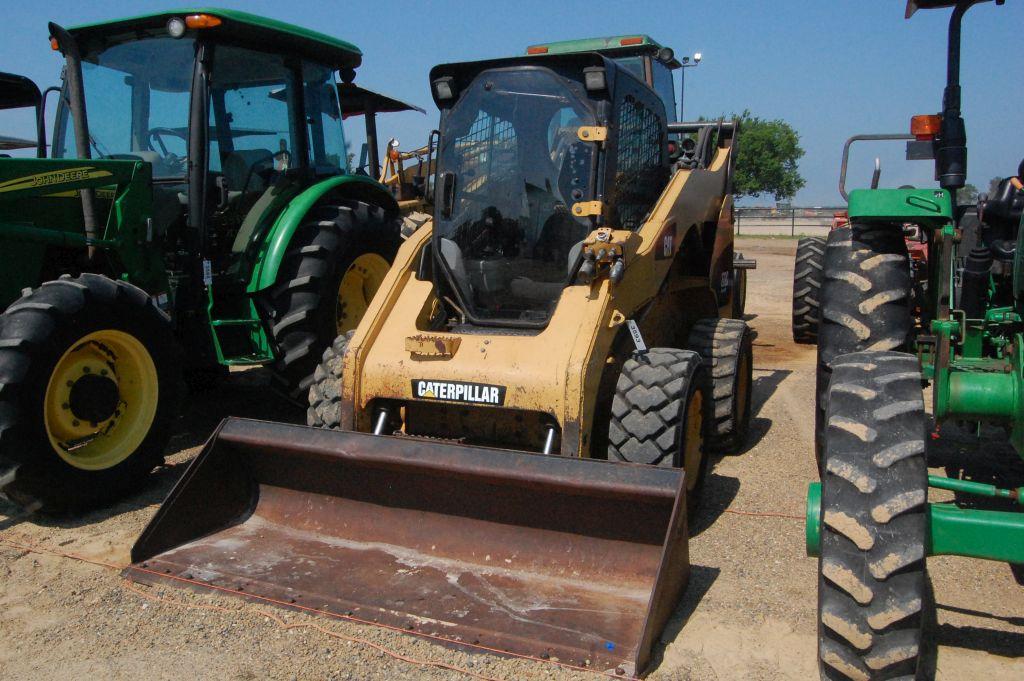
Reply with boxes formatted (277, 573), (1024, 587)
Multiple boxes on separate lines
(847, 187), (953, 224)
(247, 174), (398, 294)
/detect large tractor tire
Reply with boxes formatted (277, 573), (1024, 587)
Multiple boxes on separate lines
(268, 201), (400, 401)
(793, 236), (826, 343)
(688, 318), (753, 453)
(306, 329), (355, 429)
(815, 225), (912, 468)
(607, 348), (708, 514)
(818, 351), (928, 681)
(0, 274), (182, 513)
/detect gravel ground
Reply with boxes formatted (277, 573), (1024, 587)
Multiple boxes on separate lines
(1, 237), (1022, 680)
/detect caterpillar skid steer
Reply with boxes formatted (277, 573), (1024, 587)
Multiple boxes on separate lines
(127, 47), (753, 676)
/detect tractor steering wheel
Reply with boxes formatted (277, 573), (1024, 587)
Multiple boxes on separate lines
(147, 128), (188, 175)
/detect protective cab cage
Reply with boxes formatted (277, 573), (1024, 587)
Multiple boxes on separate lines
(423, 53), (673, 328)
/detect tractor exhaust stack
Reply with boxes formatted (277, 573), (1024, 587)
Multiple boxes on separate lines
(126, 418), (689, 676)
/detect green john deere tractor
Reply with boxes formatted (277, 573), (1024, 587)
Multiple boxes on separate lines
(0, 9), (425, 513)
(807, 1), (1021, 679)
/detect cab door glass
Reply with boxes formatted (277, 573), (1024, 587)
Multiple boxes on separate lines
(209, 45), (304, 200)
(303, 62), (346, 175)
(651, 62), (677, 122)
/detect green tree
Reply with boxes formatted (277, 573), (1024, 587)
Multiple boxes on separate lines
(728, 110), (806, 201)
(957, 183), (979, 205)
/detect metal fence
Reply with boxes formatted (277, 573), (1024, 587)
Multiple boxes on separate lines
(735, 207), (844, 237)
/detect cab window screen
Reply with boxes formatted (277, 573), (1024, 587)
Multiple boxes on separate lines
(609, 92), (667, 230)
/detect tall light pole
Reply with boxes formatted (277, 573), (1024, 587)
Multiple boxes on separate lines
(679, 52), (702, 120)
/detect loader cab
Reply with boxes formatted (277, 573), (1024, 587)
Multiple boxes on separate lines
(428, 54), (669, 328)
(526, 35), (682, 121)
(49, 10), (364, 272)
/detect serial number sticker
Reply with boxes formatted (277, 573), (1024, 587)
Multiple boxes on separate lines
(626, 319), (647, 353)
(412, 379), (506, 406)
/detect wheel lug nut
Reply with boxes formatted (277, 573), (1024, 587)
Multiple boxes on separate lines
(62, 403), (69, 410)
(100, 369), (108, 376)
(83, 366), (91, 373)
(66, 380), (74, 387)
(72, 420), (80, 427)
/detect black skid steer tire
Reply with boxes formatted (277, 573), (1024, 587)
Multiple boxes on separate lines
(306, 330), (355, 429)
(0, 274), (182, 513)
(608, 348), (708, 514)
(793, 236), (826, 343)
(815, 226), (912, 468)
(268, 201), (400, 401)
(688, 318), (754, 453)
(818, 351), (928, 681)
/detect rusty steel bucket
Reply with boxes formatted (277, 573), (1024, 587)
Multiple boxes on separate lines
(126, 417), (689, 676)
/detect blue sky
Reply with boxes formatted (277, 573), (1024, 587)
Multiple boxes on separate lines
(2, 0), (1021, 205)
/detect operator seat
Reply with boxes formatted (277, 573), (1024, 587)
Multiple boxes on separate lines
(221, 149), (274, 192)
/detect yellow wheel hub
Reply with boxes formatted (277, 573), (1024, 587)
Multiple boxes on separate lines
(682, 391), (704, 491)
(43, 330), (158, 471)
(336, 252), (390, 335)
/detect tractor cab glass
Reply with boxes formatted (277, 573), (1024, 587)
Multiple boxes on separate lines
(434, 68), (596, 326)
(650, 62), (677, 121)
(208, 47), (304, 197)
(54, 36), (195, 179)
(206, 46), (348, 272)
(54, 38), (347, 194)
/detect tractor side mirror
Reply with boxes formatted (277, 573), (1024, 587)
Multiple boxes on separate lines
(439, 171), (456, 219)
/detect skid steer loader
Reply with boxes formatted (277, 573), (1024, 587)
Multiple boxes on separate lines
(127, 48), (753, 676)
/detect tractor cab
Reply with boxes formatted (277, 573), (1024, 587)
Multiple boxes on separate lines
(52, 10), (373, 272)
(428, 53), (670, 327)
(41, 9), (420, 367)
(0, 72), (46, 157)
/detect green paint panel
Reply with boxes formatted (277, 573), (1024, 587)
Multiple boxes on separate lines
(947, 370), (1019, 420)
(804, 483), (1024, 562)
(806, 482), (821, 557)
(0, 158), (160, 307)
(847, 187), (953, 222)
(930, 504), (1024, 563)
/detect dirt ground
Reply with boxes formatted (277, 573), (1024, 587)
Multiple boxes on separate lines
(1, 237), (1021, 680)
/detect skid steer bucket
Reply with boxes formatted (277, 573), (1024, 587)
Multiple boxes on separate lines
(126, 418), (689, 675)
